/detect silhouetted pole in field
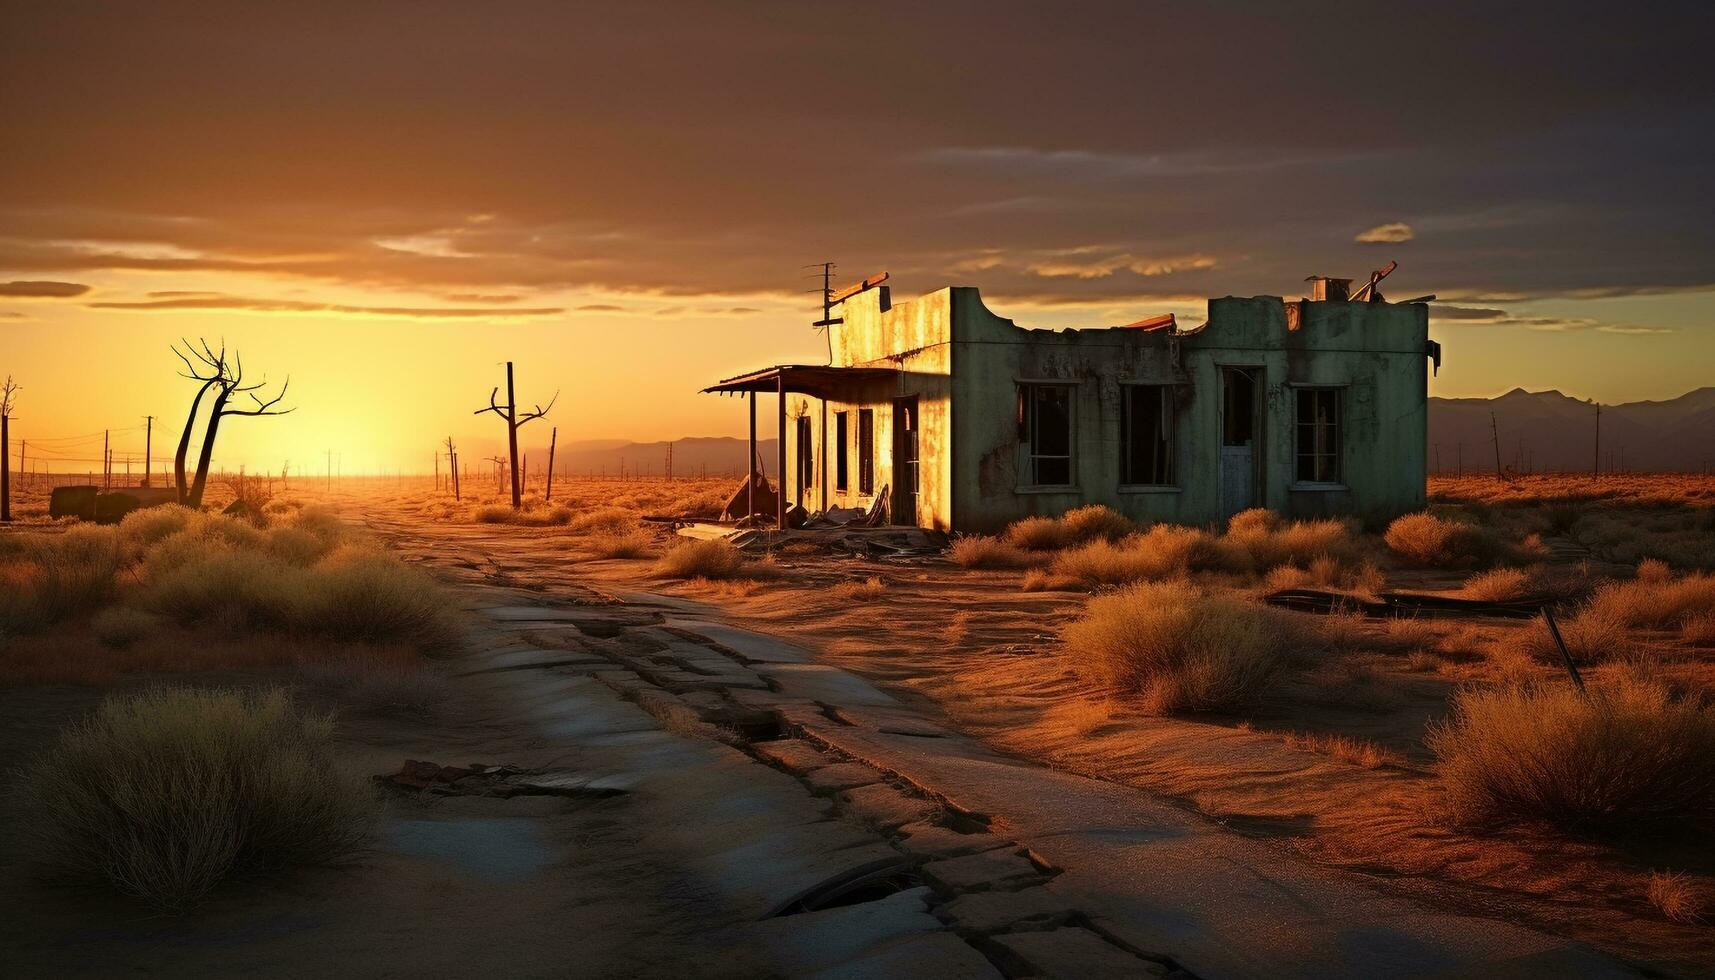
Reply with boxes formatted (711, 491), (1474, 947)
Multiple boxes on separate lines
(1592, 402), (1601, 478)
(1490, 411), (1503, 478)
(0, 375), (17, 523)
(473, 361), (557, 510)
(142, 415), (154, 487)
(545, 426), (558, 503)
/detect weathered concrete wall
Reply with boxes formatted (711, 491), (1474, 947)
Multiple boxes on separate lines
(948, 290), (1428, 532)
(784, 287), (956, 530)
(779, 284), (1427, 533)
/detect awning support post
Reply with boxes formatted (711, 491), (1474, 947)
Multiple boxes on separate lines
(747, 390), (756, 520)
(776, 374), (787, 529)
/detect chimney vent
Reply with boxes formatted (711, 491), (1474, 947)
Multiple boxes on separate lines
(1304, 276), (1352, 302)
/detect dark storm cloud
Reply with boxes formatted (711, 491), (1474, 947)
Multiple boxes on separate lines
(0, 279), (89, 297)
(2, 1), (1712, 307)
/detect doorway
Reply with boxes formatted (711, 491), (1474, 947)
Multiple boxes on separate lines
(892, 396), (919, 526)
(1220, 367), (1260, 517)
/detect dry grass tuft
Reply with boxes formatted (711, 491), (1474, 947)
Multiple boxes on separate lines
(585, 530), (656, 559)
(1219, 509), (1356, 573)
(1428, 668), (1715, 834)
(1058, 504), (1136, 543)
(1647, 870), (1707, 924)
(828, 576), (886, 601)
(654, 538), (752, 580)
(1004, 515), (1073, 551)
(1279, 730), (1404, 769)
(1385, 512), (1504, 568)
(568, 507), (640, 535)
(23, 687), (376, 912)
(1461, 567), (1532, 601)
(1500, 604), (1635, 666)
(1050, 525), (1214, 587)
(1583, 568), (1715, 632)
(1062, 580), (1292, 715)
(950, 535), (1040, 569)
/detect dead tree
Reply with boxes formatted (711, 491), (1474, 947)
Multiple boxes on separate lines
(473, 361), (556, 509)
(172, 340), (294, 507)
(1, 375), (18, 523)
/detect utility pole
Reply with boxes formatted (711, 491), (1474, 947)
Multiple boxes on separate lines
(445, 437), (460, 501)
(326, 449), (333, 491)
(140, 416), (154, 487)
(103, 429), (110, 489)
(1489, 411), (1503, 478)
(1593, 402), (1601, 478)
(0, 376), (16, 523)
(545, 426), (558, 503)
(473, 361), (556, 510)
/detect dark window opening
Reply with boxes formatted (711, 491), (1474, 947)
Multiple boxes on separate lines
(834, 411), (849, 491)
(1295, 387), (1343, 483)
(1122, 385), (1174, 485)
(794, 415), (814, 492)
(1022, 384), (1073, 487)
(857, 409), (875, 494)
(1222, 368), (1255, 446)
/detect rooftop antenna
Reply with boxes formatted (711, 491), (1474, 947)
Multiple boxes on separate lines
(804, 261), (840, 362)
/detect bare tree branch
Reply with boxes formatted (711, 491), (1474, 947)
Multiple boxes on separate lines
(516, 390), (559, 426)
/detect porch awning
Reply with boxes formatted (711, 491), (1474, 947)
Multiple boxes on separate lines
(701, 364), (899, 399)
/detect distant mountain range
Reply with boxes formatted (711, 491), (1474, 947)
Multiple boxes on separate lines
(1428, 387), (1715, 474)
(541, 388), (1715, 482)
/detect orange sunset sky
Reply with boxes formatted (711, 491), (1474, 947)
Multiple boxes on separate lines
(3, 3), (1712, 474)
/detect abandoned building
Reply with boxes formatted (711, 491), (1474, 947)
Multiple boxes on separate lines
(703, 274), (1437, 533)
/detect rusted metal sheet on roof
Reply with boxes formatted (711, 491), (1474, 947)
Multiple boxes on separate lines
(1119, 313), (1176, 331)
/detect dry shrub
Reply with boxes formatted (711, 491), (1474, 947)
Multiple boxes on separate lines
(91, 607), (160, 649)
(1062, 581), (1290, 715)
(828, 576), (886, 601)
(1683, 613), (1715, 646)
(1381, 616), (1440, 652)
(472, 503), (514, 523)
(1462, 567), (1531, 601)
(568, 507), (639, 535)
(654, 539), (751, 579)
(117, 505), (196, 548)
(1501, 604), (1635, 666)
(0, 526), (126, 633)
(1428, 669), (1715, 833)
(1004, 515), (1072, 551)
(1647, 870), (1707, 924)
(1219, 509), (1355, 573)
(1637, 557), (1672, 583)
(950, 535), (1038, 570)
(1385, 512), (1503, 568)
(1020, 569), (1085, 592)
(305, 548), (460, 650)
(1583, 568), (1715, 632)
(1050, 525), (1213, 587)
(585, 530), (655, 559)
(1280, 730), (1403, 769)
(23, 687), (376, 912)
(1058, 504), (1135, 543)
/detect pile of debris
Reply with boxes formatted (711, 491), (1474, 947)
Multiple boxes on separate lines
(673, 473), (946, 558)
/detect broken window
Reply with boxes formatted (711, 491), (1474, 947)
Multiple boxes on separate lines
(1121, 384), (1174, 485)
(1295, 387), (1343, 484)
(1021, 384), (1074, 487)
(858, 408), (875, 494)
(794, 415), (813, 491)
(834, 411), (849, 491)
(1222, 368), (1255, 446)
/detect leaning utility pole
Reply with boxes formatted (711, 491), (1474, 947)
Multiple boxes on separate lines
(545, 426), (558, 503)
(445, 436), (460, 501)
(473, 361), (557, 510)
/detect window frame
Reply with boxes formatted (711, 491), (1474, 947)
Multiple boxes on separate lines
(794, 414), (814, 491)
(1119, 383), (1176, 488)
(857, 408), (875, 495)
(1018, 382), (1076, 489)
(1292, 385), (1346, 488)
(833, 410), (849, 492)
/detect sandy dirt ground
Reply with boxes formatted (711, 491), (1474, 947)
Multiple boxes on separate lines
(3, 478), (1710, 977)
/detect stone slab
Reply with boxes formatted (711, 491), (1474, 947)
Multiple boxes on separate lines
(757, 663), (899, 708)
(754, 738), (836, 773)
(990, 928), (1167, 979)
(837, 783), (938, 832)
(895, 821), (1011, 859)
(803, 763), (885, 794)
(939, 888), (1079, 934)
(920, 849), (1045, 893)
(663, 617), (813, 663)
